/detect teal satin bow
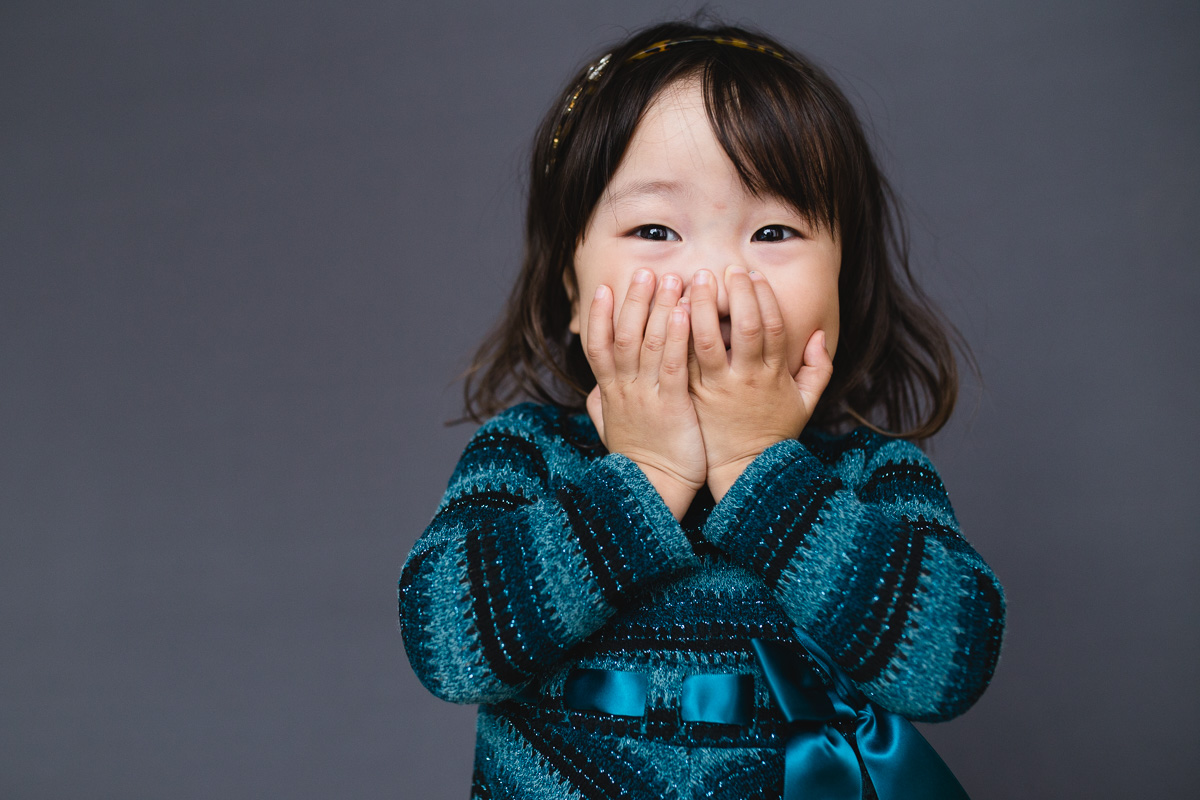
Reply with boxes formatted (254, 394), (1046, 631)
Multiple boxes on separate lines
(559, 635), (969, 799)
(751, 634), (970, 800)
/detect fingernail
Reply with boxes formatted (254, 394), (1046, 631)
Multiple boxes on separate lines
(694, 270), (710, 285)
(633, 269), (652, 284)
(594, 285), (606, 300)
(662, 274), (680, 290)
(748, 270), (763, 281)
(727, 265), (747, 276)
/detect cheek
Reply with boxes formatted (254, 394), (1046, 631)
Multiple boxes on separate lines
(578, 271), (636, 318)
(570, 266), (633, 344)
(780, 283), (840, 374)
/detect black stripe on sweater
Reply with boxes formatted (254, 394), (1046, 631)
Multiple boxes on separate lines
(465, 522), (535, 686)
(439, 488), (532, 519)
(557, 482), (624, 606)
(859, 461), (944, 503)
(847, 519), (926, 684)
(502, 708), (628, 800)
(462, 431), (550, 485)
(962, 567), (1006, 683)
(762, 477), (843, 586)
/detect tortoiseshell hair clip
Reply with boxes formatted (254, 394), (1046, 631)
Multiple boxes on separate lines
(545, 53), (611, 175)
(627, 36), (792, 63)
(544, 35), (798, 175)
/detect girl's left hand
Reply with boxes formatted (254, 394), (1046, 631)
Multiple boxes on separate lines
(686, 266), (833, 502)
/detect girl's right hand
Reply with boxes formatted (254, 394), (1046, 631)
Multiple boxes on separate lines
(585, 269), (706, 520)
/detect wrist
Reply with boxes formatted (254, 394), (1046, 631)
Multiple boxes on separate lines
(634, 462), (701, 521)
(705, 432), (796, 500)
(706, 456), (757, 503)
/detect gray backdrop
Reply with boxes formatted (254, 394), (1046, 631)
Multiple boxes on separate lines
(2, 0), (1197, 797)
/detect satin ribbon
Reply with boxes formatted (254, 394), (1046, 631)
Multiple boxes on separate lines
(751, 634), (970, 800)
(560, 635), (968, 800)
(681, 672), (754, 724)
(562, 668), (647, 717)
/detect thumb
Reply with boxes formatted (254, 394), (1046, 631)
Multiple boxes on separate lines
(586, 385), (607, 446)
(794, 330), (834, 409)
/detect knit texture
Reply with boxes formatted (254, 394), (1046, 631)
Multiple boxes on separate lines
(399, 403), (1005, 797)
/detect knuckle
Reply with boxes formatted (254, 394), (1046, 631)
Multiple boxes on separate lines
(734, 318), (760, 337)
(660, 358), (685, 376)
(762, 318), (786, 337)
(642, 332), (665, 353)
(613, 330), (639, 349)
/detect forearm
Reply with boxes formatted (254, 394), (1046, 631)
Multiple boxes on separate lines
(703, 436), (1005, 720)
(400, 448), (699, 704)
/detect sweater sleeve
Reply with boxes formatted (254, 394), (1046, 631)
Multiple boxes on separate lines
(702, 432), (1005, 722)
(399, 404), (699, 705)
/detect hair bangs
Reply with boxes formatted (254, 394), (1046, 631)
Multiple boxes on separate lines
(701, 54), (843, 237)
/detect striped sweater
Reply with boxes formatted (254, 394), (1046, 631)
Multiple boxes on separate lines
(399, 403), (1004, 796)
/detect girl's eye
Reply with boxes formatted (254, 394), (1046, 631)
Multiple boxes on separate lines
(631, 225), (680, 242)
(752, 225), (799, 242)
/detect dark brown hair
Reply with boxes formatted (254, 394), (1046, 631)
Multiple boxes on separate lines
(462, 20), (970, 440)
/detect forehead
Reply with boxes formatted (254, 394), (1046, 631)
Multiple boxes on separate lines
(601, 78), (744, 204)
(630, 77), (708, 142)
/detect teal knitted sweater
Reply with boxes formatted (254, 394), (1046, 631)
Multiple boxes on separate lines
(399, 403), (1004, 797)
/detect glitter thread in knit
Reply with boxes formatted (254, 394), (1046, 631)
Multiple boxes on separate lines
(399, 403), (1005, 798)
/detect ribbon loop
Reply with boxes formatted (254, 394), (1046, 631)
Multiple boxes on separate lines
(855, 709), (971, 800)
(784, 722), (863, 799)
(751, 636), (970, 800)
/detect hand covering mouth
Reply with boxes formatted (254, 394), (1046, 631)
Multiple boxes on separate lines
(720, 318), (732, 351)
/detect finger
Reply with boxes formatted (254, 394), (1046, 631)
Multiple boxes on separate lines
(686, 340), (701, 386)
(794, 330), (834, 411)
(688, 269), (727, 377)
(638, 273), (684, 381)
(584, 284), (616, 386)
(613, 269), (655, 379)
(659, 305), (691, 396)
(749, 271), (788, 368)
(725, 266), (763, 369)
(586, 385), (606, 446)
(682, 295), (703, 386)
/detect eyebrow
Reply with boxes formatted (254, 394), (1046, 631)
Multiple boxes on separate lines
(601, 179), (693, 208)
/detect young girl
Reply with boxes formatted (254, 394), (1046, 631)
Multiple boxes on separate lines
(400, 20), (1004, 800)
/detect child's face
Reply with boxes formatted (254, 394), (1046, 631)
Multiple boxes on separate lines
(569, 78), (841, 379)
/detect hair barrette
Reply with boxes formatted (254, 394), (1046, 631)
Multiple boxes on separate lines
(545, 52), (611, 175)
(544, 36), (797, 175)
(627, 36), (791, 63)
